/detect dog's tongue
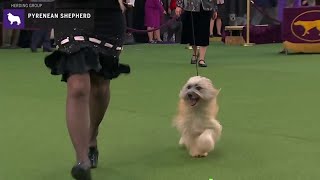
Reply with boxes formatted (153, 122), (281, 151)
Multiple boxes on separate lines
(190, 99), (197, 106)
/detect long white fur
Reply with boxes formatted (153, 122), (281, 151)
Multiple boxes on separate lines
(174, 76), (222, 157)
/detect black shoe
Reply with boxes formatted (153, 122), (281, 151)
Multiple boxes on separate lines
(190, 54), (198, 64)
(71, 163), (91, 180)
(198, 59), (207, 67)
(88, 147), (99, 169)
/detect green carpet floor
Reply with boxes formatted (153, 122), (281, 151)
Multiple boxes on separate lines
(1, 43), (320, 180)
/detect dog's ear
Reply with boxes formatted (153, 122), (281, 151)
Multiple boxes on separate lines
(217, 88), (221, 95)
(179, 86), (185, 98)
(212, 88), (221, 97)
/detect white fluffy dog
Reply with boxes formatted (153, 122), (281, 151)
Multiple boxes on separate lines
(173, 76), (222, 158)
(7, 13), (21, 25)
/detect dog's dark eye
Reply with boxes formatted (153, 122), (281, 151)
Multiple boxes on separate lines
(196, 86), (202, 90)
(187, 85), (191, 89)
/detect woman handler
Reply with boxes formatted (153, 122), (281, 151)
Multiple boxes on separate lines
(44, 0), (130, 179)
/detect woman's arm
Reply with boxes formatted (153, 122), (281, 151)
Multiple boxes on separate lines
(212, 0), (218, 13)
(155, 0), (165, 13)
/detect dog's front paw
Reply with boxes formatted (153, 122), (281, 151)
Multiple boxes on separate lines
(179, 137), (185, 147)
(191, 152), (208, 158)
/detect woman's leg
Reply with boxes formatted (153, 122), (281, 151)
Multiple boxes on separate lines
(198, 46), (207, 64)
(147, 27), (154, 42)
(197, 46), (208, 67)
(192, 46), (198, 56)
(89, 74), (110, 148)
(210, 19), (215, 36)
(216, 18), (222, 35)
(66, 73), (91, 167)
(155, 29), (162, 41)
(86, 74), (110, 168)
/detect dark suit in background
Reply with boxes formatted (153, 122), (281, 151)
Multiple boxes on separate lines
(31, 30), (52, 52)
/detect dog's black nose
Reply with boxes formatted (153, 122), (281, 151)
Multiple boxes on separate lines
(187, 93), (192, 98)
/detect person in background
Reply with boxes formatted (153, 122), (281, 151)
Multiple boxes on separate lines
(302, 0), (309, 5)
(165, 0), (182, 43)
(1, 29), (21, 49)
(30, 29), (53, 52)
(176, 0), (217, 67)
(301, 0), (315, 6)
(145, 0), (166, 43)
(125, 0), (135, 37)
(278, 0), (300, 22)
(0, 0), (21, 49)
(210, 0), (224, 37)
(251, 0), (278, 25)
(28, 0), (54, 52)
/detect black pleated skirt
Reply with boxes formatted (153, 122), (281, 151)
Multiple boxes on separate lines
(181, 8), (212, 46)
(44, 9), (130, 82)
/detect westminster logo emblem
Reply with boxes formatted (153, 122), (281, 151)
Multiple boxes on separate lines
(291, 10), (320, 42)
(3, 9), (25, 29)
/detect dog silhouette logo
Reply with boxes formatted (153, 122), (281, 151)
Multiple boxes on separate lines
(7, 13), (21, 25)
(3, 9), (25, 29)
(291, 10), (320, 42)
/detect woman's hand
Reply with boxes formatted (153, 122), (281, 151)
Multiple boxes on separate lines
(119, 0), (126, 13)
(163, 10), (167, 14)
(175, 7), (182, 17)
(212, 12), (218, 20)
(302, 0), (308, 5)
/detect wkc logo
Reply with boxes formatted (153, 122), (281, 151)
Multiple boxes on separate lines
(291, 10), (320, 42)
(3, 9), (25, 29)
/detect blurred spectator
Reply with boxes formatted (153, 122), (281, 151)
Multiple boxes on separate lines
(0, 0), (20, 48)
(124, 0), (135, 44)
(30, 30), (53, 52)
(210, 0), (225, 37)
(176, 0), (218, 67)
(167, 0), (182, 43)
(29, 0), (54, 52)
(0, 1), (2, 46)
(301, 0), (316, 6)
(125, 0), (135, 33)
(251, 0), (278, 25)
(278, 0), (300, 23)
(145, 0), (166, 43)
(1, 28), (20, 50)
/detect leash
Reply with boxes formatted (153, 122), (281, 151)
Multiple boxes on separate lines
(125, 11), (199, 76)
(190, 12), (199, 76)
(126, 15), (179, 33)
(251, 0), (281, 24)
